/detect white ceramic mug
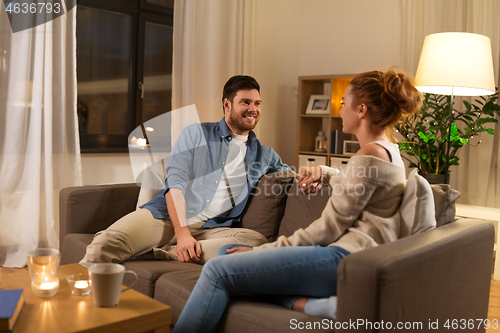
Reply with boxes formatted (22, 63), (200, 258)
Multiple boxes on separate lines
(88, 263), (138, 307)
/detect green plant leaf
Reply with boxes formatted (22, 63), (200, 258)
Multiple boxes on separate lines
(463, 100), (472, 111)
(450, 124), (458, 136)
(449, 156), (460, 166)
(394, 87), (499, 172)
(418, 132), (428, 142)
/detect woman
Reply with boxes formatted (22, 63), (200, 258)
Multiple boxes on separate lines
(172, 69), (422, 333)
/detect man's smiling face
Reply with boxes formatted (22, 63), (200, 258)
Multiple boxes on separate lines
(224, 89), (261, 136)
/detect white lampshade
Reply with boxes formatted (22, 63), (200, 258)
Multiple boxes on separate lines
(415, 32), (496, 96)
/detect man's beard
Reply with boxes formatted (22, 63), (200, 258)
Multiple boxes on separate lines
(227, 108), (259, 133)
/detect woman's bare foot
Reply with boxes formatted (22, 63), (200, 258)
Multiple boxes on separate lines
(291, 297), (310, 313)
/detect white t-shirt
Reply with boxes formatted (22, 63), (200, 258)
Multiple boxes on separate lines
(320, 141), (403, 182)
(186, 132), (248, 224)
(370, 141), (404, 167)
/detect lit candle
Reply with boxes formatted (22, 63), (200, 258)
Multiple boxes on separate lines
(74, 280), (89, 289)
(137, 138), (147, 146)
(39, 281), (58, 290)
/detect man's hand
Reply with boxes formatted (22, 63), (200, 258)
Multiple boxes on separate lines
(226, 246), (253, 254)
(175, 226), (202, 263)
(298, 166), (323, 194)
(166, 189), (202, 262)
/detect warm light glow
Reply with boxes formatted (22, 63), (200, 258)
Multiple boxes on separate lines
(74, 280), (89, 289)
(146, 127), (154, 132)
(39, 281), (58, 290)
(130, 136), (148, 146)
(415, 32), (496, 96)
(27, 248), (60, 298)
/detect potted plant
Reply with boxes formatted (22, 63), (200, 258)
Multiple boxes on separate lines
(395, 89), (500, 184)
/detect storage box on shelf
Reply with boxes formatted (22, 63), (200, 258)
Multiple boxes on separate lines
(330, 156), (350, 173)
(298, 154), (327, 169)
(296, 74), (357, 170)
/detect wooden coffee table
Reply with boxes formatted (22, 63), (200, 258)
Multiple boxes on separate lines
(2, 263), (171, 333)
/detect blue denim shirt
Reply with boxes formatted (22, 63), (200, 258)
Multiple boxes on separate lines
(140, 118), (290, 228)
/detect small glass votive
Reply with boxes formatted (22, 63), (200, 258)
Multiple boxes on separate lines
(67, 273), (91, 296)
(27, 249), (60, 298)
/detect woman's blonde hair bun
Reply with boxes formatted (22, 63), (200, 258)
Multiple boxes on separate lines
(349, 67), (422, 129)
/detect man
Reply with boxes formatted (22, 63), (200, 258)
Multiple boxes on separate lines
(80, 75), (290, 266)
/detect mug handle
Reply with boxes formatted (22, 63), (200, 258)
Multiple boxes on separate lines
(121, 270), (138, 292)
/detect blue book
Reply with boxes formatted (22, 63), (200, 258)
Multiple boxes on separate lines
(0, 289), (25, 332)
(331, 130), (337, 154)
(336, 130), (348, 155)
(331, 130), (348, 154)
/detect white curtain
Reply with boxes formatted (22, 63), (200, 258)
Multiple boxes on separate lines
(0, 7), (82, 267)
(402, 0), (500, 207)
(171, 0), (257, 141)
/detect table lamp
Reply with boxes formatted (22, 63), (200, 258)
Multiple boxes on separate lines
(414, 32), (496, 184)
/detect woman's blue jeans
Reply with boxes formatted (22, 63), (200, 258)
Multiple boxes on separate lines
(172, 245), (350, 333)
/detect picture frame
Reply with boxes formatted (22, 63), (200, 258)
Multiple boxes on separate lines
(343, 140), (361, 155)
(305, 95), (330, 115)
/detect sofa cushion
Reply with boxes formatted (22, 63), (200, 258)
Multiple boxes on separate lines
(60, 233), (197, 298)
(431, 184), (461, 226)
(154, 267), (325, 332)
(122, 260), (199, 298)
(239, 171), (295, 242)
(61, 233), (94, 265)
(277, 182), (332, 238)
(135, 160), (167, 209)
(399, 169), (436, 238)
(154, 266), (202, 324)
(218, 298), (327, 333)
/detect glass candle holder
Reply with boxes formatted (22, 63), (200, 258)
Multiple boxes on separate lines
(67, 273), (91, 296)
(26, 248), (60, 298)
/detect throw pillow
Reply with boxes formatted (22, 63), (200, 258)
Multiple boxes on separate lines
(239, 171), (295, 242)
(277, 181), (332, 238)
(399, 169), (437, 238)
(431, 184), (461, 227)
(135, 160), (167, 209)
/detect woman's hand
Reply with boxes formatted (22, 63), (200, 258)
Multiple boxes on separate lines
(227, 246), (253, 254)
(298, 166), (323, 193)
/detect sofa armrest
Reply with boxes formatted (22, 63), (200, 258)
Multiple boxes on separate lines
(336, 219), (494, 332)
(59, 183), (141, 250)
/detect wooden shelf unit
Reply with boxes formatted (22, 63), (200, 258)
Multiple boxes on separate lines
(295, 74), (357, 168)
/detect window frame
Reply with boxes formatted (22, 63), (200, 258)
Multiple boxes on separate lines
(77, 0), (173, 153)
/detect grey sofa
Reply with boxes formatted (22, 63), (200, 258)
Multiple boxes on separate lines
(59, 172), (495, 333)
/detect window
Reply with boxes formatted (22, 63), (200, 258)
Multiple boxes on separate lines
(76, 0), (173, 152)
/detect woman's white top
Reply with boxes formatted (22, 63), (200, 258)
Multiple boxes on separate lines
(319, 141), (403, 181)
(370, 141), (404, 167)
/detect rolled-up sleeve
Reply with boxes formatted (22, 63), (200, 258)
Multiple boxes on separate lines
(267, 147), (291, 173)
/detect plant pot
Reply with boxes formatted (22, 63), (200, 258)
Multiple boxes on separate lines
(418, 172), (446, 185)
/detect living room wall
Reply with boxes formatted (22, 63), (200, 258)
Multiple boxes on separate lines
(82, 0), (405, 185)
(255, 0), (404, 170)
